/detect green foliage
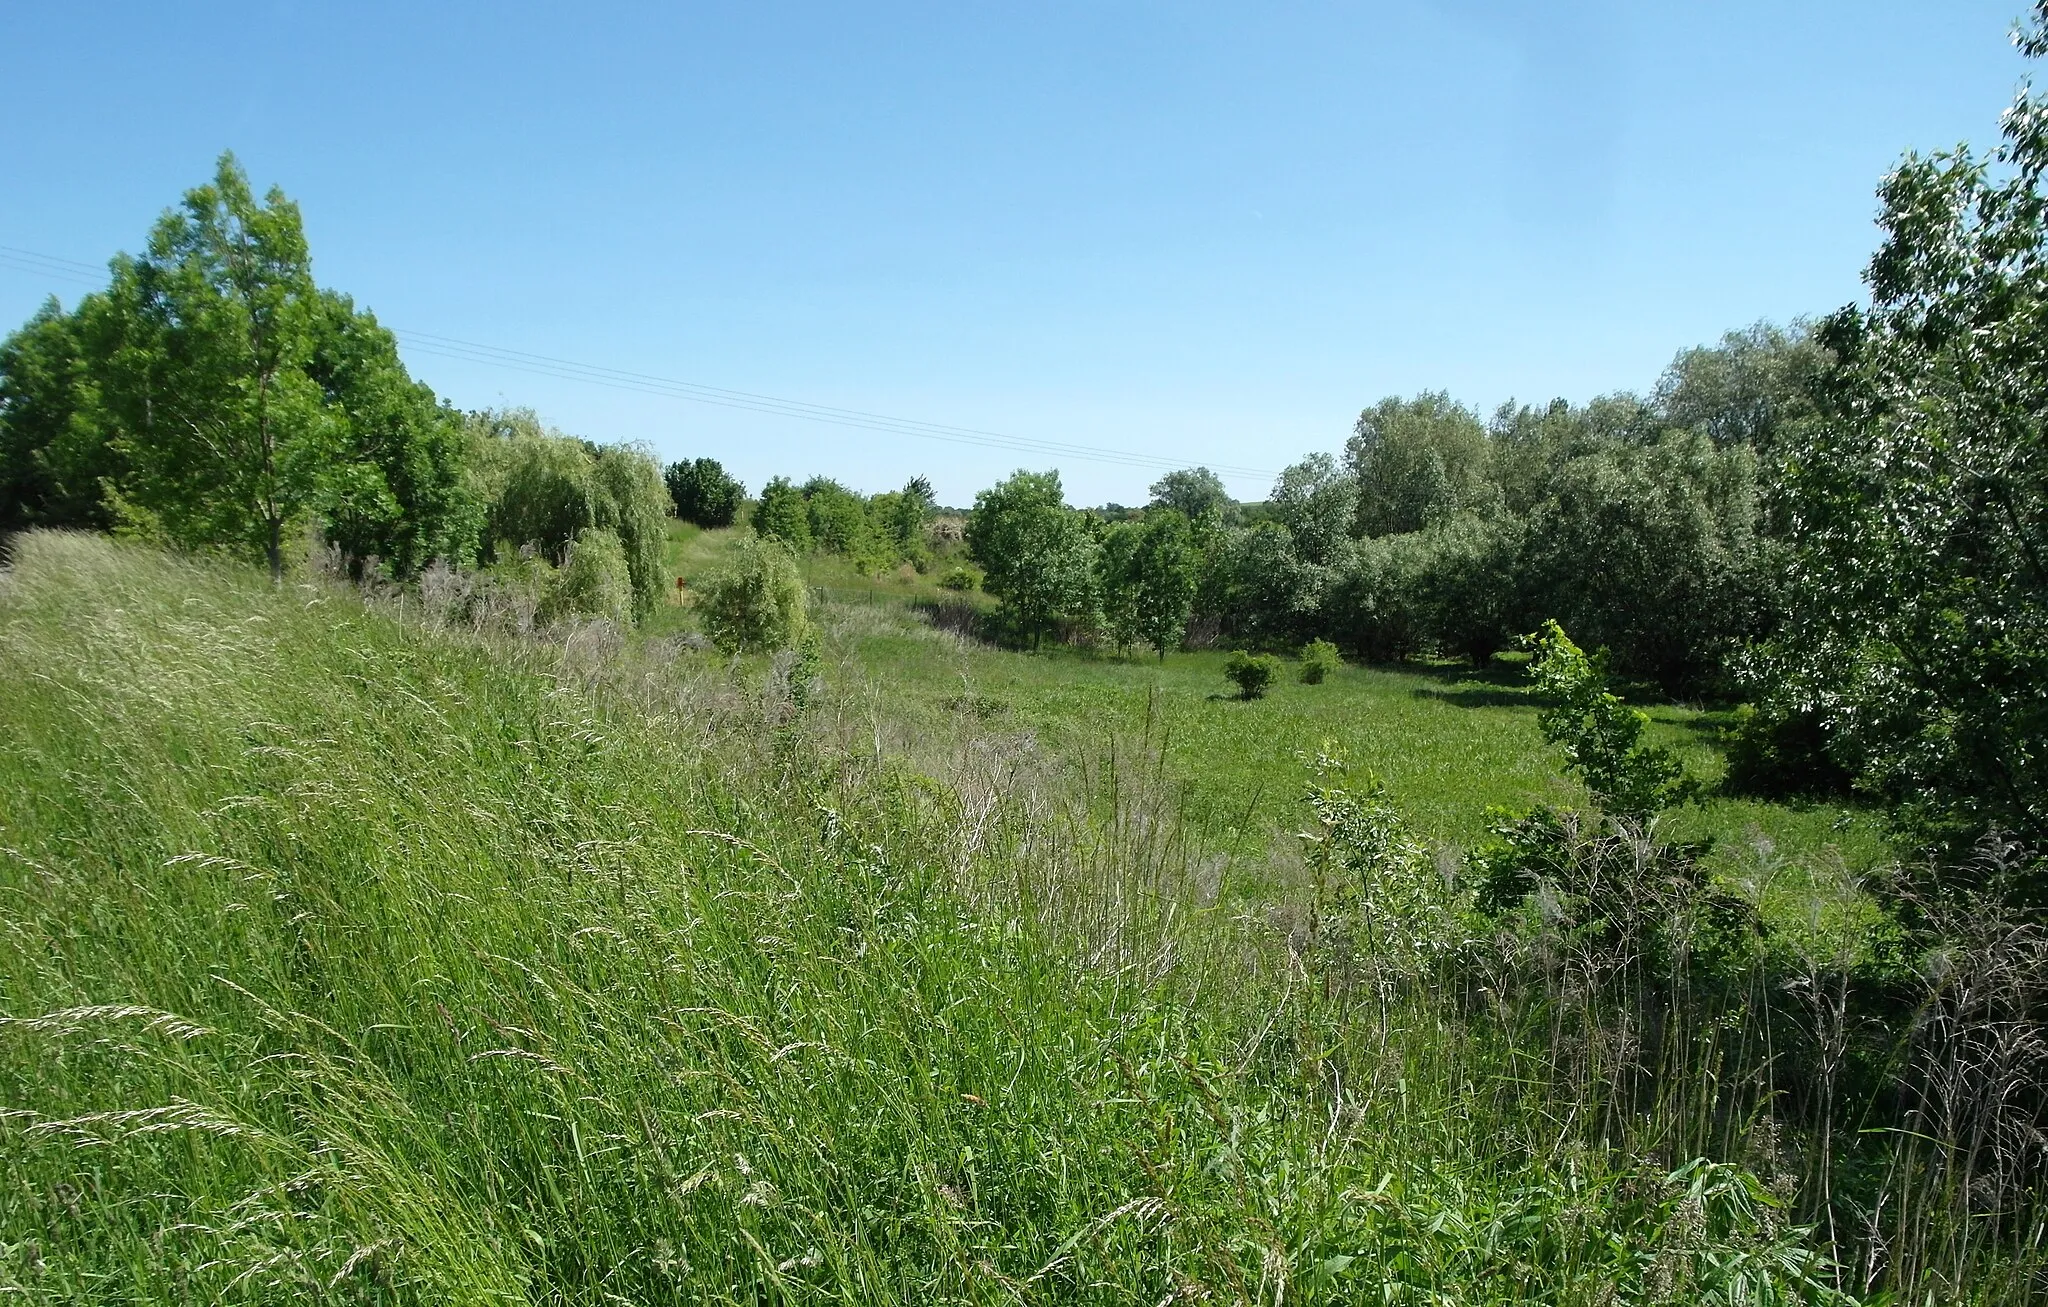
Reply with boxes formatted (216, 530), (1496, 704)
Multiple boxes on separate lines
(1299, 747), (1464, 982)
(698, 533), (810, 653)
(965, 469), (1098, 648)
(1299, 638), (1341, 683)
(1723, 701), (1852, 799)
(0, 298), (112, 532)
(1267, 452), (1356, 567)
(937, 565), (979, 591)
(1224, 649), (1279, 700)
(1212, 521), (1329, 648)
(1147, 466), (1235, 526)
(663, 456), (744, 528)
(0, 154), (478, 581)
(469, 410), (668, 618)
(752, 475), (812, 552)
(538, 526), (633, 625)
(1519, 432), (1764, 693)
(1100, 508), (1200, 659)
(1347, 392), (1495, 537)
(1654, 319), (1829, 452)
(1526, 620), (1685, 820)
(1752, 7), (2048, 863)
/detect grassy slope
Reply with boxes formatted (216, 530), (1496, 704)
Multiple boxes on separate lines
(0, 534), (1853, 1304)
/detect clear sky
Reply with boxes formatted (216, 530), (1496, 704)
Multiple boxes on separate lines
(0, 2), (2034, 506)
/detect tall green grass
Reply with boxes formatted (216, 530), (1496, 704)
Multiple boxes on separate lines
(0, 533), (1957, 1302)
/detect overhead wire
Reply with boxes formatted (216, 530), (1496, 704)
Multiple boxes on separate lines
(0, 241), (1281, 483)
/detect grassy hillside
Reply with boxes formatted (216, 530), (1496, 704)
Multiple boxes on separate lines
(0, 533), (1864, 1303)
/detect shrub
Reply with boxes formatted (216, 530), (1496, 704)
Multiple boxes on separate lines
(1722, 701), (1852, 798)
(1224, 650), (1279, 700)
(938, 566), (979, 591)
(698, 535), (809, 653)
(1299, 638), (1341, 684)
(1525, 619), (1685, 819)
(539, 528), (632, 625)
(664, 457), (745, 527)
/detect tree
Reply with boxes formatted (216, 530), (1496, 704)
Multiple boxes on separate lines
(104, 153), (334, 580)
(1759, 4), (2048, 862)
(304, 291), (478, 576)
(1129, 508), (1199, 659)
(664, 457), (744, 528)
(884, 474), (935, 561)
(1653, 320), (1828, 452)
(753, 476), (812, 552)
(1267, 454), (1356, 567)
(1347, 393), (1494, 536)
(0, 298), (110, 533)
(1526, 621), (1684, 821)
(801, 476), (868, 555)
(1147, 467), (1235, 526)
(965, 469), (1098, 649)
(1, 156), (477, 580)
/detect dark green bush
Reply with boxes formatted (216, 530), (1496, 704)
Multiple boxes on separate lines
(1225, 650), (1280, 700)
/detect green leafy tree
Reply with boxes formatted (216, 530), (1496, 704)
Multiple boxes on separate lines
(539, 527), (633, 626)
(0, 299), (110, 532)
(103, 153), (335, 580)
(1130, 507), (1199, 659)
(1, 157), (477, 579)
(1347, 392), (1495, 536)
(1758, 5), (2048, 859)
(664, 457), (744, 527)
(1147, 467), (1236, 527)
(1653, 320), (1829, 453)
(884, 474), (936, 563)
(1267, 453), (1356, 567)
(752, 476), (812, 553)
(965, 469), (1098, 649)
(1299, 638), (1341, 684)
(698, 535), (810, 653)
(801, 476), (869, 556)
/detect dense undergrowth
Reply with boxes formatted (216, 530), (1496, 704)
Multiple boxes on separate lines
(1, 533), (2040, 1303)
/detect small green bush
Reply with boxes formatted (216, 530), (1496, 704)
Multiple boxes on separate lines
(1224, 650), (1280, 700)
(938, 566), (980, 592)
(1524, 620), (1684, 819)
(1299, 638), (1341, 684)
(698, 536), (810, 653)
(540, 528), (632, 625)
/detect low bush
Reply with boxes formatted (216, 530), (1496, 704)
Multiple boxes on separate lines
(697, 535), (809, 653)
(938, 565), (980, 591)
(539, 527), (632, 625)
(1225, 649), (1279, 699)
(1299, 637), (1341, 683)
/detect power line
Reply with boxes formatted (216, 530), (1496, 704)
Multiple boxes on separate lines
(0, 240), (1281, 483)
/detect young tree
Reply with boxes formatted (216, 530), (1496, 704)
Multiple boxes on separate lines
(1346, 392), (1494, 537)
(1267, 453), (1356, 567)
(698, 535), (810, 653)
(1129, 507), (1199, 659)
(966, 469), (1098, 649)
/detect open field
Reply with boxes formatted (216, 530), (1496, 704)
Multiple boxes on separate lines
(658, 523), (1891, 941)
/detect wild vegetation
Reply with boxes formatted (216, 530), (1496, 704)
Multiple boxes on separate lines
(5, 7), (2048, 1302)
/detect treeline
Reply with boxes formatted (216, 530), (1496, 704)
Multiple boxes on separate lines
(0, 153), (689, 626)
(951, 326), (1815, 692)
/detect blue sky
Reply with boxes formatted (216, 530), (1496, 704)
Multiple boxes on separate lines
(0, 2), (2033, 506)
